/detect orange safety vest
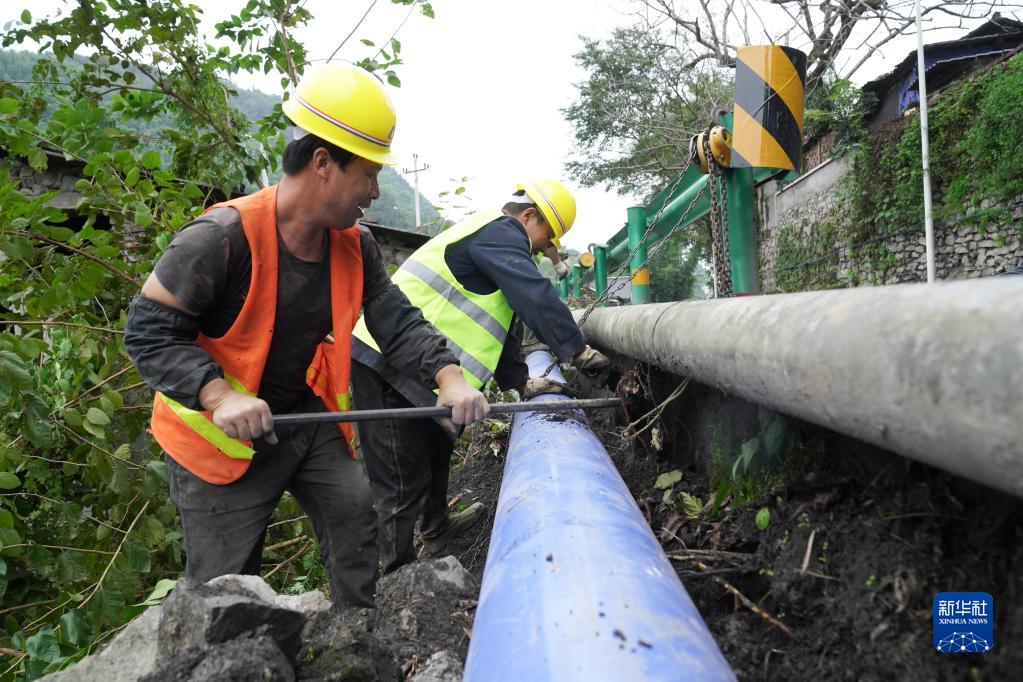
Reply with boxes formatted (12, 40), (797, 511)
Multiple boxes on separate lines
(149, 185), (363, 484)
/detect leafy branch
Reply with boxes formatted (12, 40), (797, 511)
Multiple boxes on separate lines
(0, 1), (433, 674)
(21, 231), (140, 286)
(78, 501), (151, 611)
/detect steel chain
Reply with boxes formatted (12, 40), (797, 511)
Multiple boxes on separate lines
(705, 134), (732, 298)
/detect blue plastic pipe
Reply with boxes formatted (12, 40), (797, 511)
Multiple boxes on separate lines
(464, 352), (734, 681)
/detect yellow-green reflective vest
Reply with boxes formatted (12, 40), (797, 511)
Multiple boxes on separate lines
(352, 210), (515, 390)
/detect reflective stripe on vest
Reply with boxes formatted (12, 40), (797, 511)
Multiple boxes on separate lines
(155, 375), (256, 460)
(159, 374), (356, 465)
(439, 337), (493, 387)
(307, 358), (352, 410)
(398, 259), (507, 343)
(352, 210), (515, 390)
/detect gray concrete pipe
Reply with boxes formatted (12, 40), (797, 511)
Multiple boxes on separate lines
(577, 277), (1023, 497)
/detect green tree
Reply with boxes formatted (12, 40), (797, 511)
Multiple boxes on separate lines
(0, 46), (442, 233)
(649, 236), (700, 302)
(564, 25), (730, 273)
(0, 1), (433, 678)
(0, 45), (442, 237)
(564, 25), (731, 198)
(0, 49), (37, 81)
(802, 78), (875, 158)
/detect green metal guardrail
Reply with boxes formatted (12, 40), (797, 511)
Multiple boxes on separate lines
(561, 59), (805, 304)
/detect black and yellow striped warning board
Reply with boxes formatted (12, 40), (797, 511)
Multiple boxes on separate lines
(731, 46), (807, 172)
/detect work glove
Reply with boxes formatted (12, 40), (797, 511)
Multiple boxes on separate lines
(554, 261), (571, 280)
(520, 377), (575, 400)
(572, 345), (611, 374)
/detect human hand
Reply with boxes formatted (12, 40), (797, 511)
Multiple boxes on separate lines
(572, 345), (610, 373)
(519, 377), (574, 400)
(201, 379), (277, 444)
(434, 365), (489, 432)
(554, 261), (571, 280)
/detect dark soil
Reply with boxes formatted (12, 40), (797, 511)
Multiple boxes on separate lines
(604, 371), (1023, 682)
(425, 417), (511, 582)
(373, 556), (478, 664)
(625, 448), (1022, 681)
(432, 368), (1022, 681)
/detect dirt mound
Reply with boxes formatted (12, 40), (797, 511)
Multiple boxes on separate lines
(374, 556), (478, 666)
(429, 417), (512, 582)
(605, 410), (1023, 681)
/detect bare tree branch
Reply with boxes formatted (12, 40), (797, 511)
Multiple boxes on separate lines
(275, 0), (301, 88)
(327, 0), (379, 62)
(640, 0), (1023, 87)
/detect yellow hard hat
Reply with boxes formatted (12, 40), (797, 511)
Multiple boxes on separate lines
(282, 63), (397, 166)
(518, 178), (576, 248)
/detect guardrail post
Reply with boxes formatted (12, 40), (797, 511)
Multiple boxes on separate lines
(724, 166), (759, 295)
(593, 244), (608, 305)
(627, 205), (650, 304)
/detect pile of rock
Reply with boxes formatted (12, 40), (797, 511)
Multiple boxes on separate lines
(42, 556), (478, 682)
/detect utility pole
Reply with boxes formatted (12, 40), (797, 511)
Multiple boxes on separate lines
(915, 0), (936, 283)
(402, 153), (430, 229)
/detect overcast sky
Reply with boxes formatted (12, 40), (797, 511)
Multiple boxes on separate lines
(263, 0), (645, 250)
(2, 1), (1011, 249)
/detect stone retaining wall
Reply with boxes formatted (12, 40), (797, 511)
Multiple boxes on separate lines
(2, 153), (87, 210)
(757, 156), (1023, 292)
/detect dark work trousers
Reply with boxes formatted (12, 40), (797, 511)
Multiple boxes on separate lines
(166, 390), (379, 608)
(350, 361), (454, 573)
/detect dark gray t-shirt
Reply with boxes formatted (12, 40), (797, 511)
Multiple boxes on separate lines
(153, 208), (333, 411)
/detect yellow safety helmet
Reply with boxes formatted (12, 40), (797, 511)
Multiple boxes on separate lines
(517, 178), (577, 248)
(282, 63), (397, 166)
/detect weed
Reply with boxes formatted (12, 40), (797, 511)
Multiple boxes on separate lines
(772, 53), (1023, 291)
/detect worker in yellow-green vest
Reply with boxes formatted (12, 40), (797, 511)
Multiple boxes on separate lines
(351, 179), (611, 571)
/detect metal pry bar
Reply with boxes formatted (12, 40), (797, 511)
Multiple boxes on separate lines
(272, 397), (623, 426)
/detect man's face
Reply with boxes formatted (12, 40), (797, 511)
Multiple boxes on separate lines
(521, 208), (555, 254)
(329, 155), (382, 228)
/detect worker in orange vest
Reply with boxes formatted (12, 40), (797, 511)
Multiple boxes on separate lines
(124, 64), (488, 607)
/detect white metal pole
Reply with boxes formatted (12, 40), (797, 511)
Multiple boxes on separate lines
(915, 0), (936, 283)
(412, 152), (422, 228)
(403, 153), (429, 229)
